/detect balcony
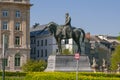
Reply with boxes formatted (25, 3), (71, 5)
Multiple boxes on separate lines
(0, 0), (30, 4)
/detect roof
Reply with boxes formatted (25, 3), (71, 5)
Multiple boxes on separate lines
(90, 36), (100, 42)
(30, 30), (49, 37)
(30, 23), (50, 37)
(107, 36), (117, 39)
(30, 24), (47, 31)
(100, 40), (111, 45)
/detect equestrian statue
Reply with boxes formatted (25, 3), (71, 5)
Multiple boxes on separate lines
(40, 13), (85, 55)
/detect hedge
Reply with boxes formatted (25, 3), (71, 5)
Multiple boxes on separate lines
(24, 72), (120, 80)
(0, 72), (26, 77)
(0, 72), (120, 80)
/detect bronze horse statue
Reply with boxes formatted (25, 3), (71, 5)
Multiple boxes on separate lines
(41, 22), (85, 54)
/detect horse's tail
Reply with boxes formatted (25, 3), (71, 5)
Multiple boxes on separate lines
(78, 28), (85, 42)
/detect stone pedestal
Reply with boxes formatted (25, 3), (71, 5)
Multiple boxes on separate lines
(45, 55), (92, 72)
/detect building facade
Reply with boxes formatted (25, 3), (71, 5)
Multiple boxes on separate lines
(0, 0), (31, 71)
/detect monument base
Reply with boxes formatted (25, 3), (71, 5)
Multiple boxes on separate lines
(45, 55), (93, 72)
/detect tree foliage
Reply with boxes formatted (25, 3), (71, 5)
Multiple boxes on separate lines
(117, 33), (120, 41)
(110, 45), (120, 70)
(22, 60), (47, 72)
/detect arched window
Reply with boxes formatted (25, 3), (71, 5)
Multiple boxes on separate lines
(15, 54), (20, 66)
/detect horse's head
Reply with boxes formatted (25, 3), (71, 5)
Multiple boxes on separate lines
(46, 22), (58, 35)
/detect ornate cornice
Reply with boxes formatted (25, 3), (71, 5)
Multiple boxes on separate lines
(14, 31), (23, 36)
(1, 30), (10, 35)
(0, 2), (32, 7)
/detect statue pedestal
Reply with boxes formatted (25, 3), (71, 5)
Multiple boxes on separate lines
(45, 55), (92, 72)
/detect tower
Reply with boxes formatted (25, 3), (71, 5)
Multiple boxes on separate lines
(0, 0), (32, 71)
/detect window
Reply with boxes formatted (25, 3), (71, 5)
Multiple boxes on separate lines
(15, 10), (20, 18)
(2, 10), (8, 17)
(34, 47), (36, 54)
(4, 35), (9, 49)
(41, 40), (43, 46)
(15, 36), (20, 45)
(37, 50), (39, 57)
(31, 39), (33, 44)
(45, 49), (47, 57)
(31, 48), (33, 54)
(45, 39), (47, 46)
(15, 22), (20, 30)
(65, 39), (69, 44)
(37, 40), (39, 46)
(41, 49), (43, 57)
(2, 21), (8, 30)
(15, 54), (20, 66)
(56, 49), (58, 53)
(4, 59), (8, 66)
(34, 39), (36, 44)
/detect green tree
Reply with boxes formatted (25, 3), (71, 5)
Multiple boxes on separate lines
(110, 45), (120, 70)
(117, 33), (120, 41)
(22, 60), (47, 72)
(110, 33), (120, 70)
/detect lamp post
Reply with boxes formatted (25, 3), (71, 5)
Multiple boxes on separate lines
(75, 53), (80, 80)
(2, 34), (5, 80)
(2, 34), (8, 80)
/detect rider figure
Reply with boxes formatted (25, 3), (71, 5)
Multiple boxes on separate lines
(63, 13), (72, 38)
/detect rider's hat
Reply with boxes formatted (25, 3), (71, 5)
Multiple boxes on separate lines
(65, 12), (69, 15)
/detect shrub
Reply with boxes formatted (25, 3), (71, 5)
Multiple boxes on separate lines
(0, 72), (26, 77)
(22, 60), (47, 72)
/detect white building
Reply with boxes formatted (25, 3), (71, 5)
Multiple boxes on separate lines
(30, 24), (58, 61)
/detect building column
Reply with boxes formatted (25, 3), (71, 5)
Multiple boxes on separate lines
(9, 9), (14, 48)
(0, 10), (2, 48)
(26, 9), (30, 49)
(9, 54), (15, 71)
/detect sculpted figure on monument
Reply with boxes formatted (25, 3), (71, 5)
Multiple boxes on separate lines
(63, 13), (72, 38)
(102, 59), (106, 68)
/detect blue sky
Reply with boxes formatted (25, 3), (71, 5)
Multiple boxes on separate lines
(30, 0), (120, 36)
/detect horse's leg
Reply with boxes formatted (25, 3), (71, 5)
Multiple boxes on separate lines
(74, 39), (81, 55)
(58, 44), (60, 54)
(76, 41), (81, 54)
(57, 38), (62, 54)
(77, 43), (81, 54)
(55, 38), (60, 54)
(59, 44), (62, 54)
(59, 39), (62, 54)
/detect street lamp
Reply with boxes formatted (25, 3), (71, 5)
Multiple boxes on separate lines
(2, 34), (5, 80)
(2, 34), (8, 80)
